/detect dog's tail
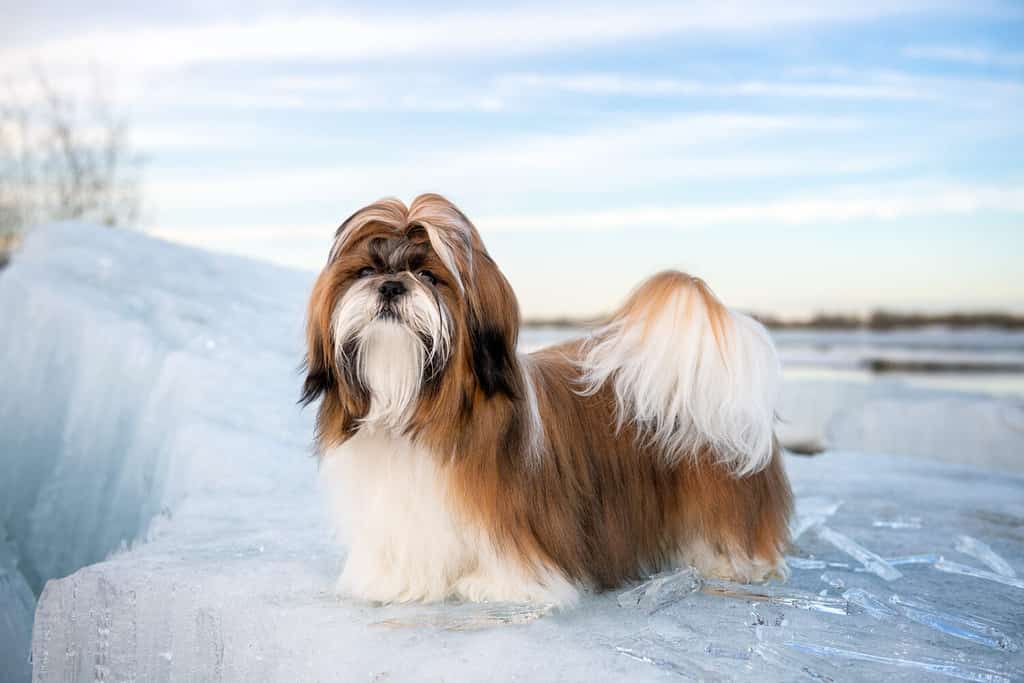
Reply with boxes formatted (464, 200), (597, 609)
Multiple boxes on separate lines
(580, 271), (780, 476)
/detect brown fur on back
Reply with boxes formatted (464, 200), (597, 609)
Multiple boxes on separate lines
(437, 338), (792, 590)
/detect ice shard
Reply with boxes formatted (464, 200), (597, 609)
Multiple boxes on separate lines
(955, 535), (1017, 578)
(889, 594), (1017, 651)
(786, 557), (829, 570)
(616, 567), (702, 612)
(846, 588), (1017, 651)
(819, 572), (845, 589)
(885, 554), (941, 566)
(371, 602), (554, 631)
(843, 588), (898, 620)
(872, 517), (923, 529)
(933, 558), (1024, 591)
(700, 579), (850, 615)
(789, 497), (843, 541)
(785, 641), (1014, 683)
(816, 526), (903, 581)
(786, 556), (850, 570)
(612, 634), (721, 680)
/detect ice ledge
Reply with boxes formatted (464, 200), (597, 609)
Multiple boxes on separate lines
(32, 452), (1024, 682)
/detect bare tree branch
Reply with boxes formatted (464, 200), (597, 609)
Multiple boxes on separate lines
(0, 66), (144, 238)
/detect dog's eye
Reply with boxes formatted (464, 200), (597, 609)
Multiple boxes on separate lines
(356, 267), (375, 278)
(417, 270), (437, 286)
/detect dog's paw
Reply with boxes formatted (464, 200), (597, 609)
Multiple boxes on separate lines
(335, 558), (408, 604)
(453, 567), (578, 606)
(678, 538), (786, 584)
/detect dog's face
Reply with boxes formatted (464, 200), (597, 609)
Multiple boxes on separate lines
(303, 194), (523, 444)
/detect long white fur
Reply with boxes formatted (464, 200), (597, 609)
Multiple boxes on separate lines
(331, 278), (452, 429)
(517, 353), (546, 466)
(322, 429), (578, 606)
(580, 280), (780, 476)
(421, 223), (467, 293)
(357, 323), (424, 429)
(409, 200), (475, 292)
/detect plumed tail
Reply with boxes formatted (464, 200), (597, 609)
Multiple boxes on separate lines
(580, 271), (780, 476)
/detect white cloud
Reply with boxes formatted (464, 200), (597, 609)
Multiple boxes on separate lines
(149, 181), (1024, 250)
(904, 45), (1024, 67)
(477, 182), (1024, 232)
(119, 66), (1020, 123)
(497, 69), (1024, 109)
(1, 2), (989, 73)
(143, 111), (867, 209)
(497, 74), (938, 101)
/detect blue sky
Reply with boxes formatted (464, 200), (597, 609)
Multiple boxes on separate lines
(4, 1), (1023, 317)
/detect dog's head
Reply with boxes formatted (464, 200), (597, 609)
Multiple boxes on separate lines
(302, 194), (523, 444)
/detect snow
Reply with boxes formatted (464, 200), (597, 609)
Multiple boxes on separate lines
(2, 223), (1024, 681)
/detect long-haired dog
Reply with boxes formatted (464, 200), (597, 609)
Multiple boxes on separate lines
(303, 194), (792, 606)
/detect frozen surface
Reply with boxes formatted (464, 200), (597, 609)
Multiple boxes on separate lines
(2, 224), (1023, 681)
(779, 379), (1024, 472)
(1, 534), (34, 683)
(0, 223), (314, 682)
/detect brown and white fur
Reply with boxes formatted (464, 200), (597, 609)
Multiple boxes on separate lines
(303, 194), (792, 607)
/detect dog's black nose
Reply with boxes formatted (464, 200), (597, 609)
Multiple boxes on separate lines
(378, 280), (406, 299)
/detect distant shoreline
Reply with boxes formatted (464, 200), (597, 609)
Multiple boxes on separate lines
(523, 311), (1024, 331)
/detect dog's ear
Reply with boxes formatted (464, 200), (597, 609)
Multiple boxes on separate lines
(300, 272), (336, 406)
(299, 269), (369, 448)
(405, 194), (524, 400)
(469, 314), (517, 398)
(466, 252), (523, 399)
(300, 347), (333, 406)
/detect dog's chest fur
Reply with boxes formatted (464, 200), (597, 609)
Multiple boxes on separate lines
(322, 428), (579, 605)
(323, 429), (465, 602)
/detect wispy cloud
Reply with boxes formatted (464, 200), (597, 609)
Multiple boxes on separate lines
(135, 81), (507, 115)
(1, 2), (991, 72)
(149, 180), (1024, 250)
(479, 181), (1024, 231)
(145, 112), (869, 208)
(497, 73), (938, 101)
(122, 67), (1021, 122)
(904, 45), (1024, 67)
(497, 69), (1024, 110)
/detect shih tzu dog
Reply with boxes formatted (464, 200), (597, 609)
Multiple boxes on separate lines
(303, 194), (792, 606)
